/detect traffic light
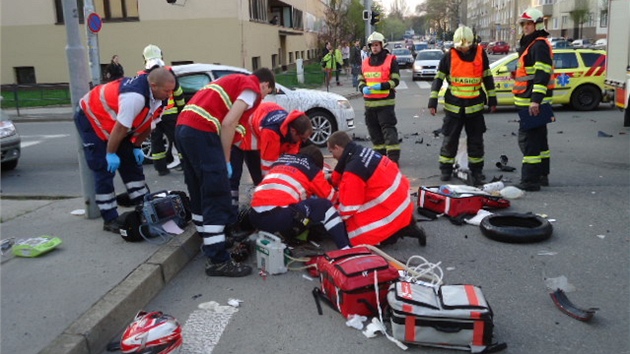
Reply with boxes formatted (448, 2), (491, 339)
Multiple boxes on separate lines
(370, 10), (380, 26)
(362, 10), (370, 20)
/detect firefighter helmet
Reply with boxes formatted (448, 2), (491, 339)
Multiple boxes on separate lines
(143, 44), (164, 70)
(367, 31), (386, 45)
(453, 26), (474, 49)
(518, 8), (545, 31)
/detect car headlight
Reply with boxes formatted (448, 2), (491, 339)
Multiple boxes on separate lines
(337, 100), (352, 109)
(0, 121), (17, 139)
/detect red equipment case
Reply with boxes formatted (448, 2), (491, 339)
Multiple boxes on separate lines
(417, 186), (510, 218)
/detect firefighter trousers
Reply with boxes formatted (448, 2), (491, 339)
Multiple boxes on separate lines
(365, 105), (400, 162)
(439, 113), (486, 173)
(150, 114), (177, 173)
(175, 125), (233, 263)
(518, 122), (550, 186)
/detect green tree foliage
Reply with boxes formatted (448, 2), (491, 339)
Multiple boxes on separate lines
(570, 0), (591, 39)
(416, 0), (462, 39)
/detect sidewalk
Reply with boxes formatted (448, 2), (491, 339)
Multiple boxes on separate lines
(0, 82), (361, 354)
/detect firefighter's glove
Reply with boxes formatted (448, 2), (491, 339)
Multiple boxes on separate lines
(362, 86), (372, 95)
(226, 162), (233, 179)
(132, 148), (145, 165)
(371, 83), (382, 90)
(106, 153), (120, 173)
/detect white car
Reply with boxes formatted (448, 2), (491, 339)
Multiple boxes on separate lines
(170, 63), (355, 147)
(412, 49), (444, 81)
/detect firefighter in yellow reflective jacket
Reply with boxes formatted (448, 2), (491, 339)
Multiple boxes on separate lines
(358, 31), (402, 164)
(142, 45), (186, 176)
(512, 8), (554, 191)
(428, 26), (497, 185)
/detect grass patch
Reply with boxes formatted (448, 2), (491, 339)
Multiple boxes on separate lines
(1, 88), (71, 108)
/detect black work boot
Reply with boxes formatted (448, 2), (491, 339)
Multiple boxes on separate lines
(514, 182), (541, 192)
(471, 171), (486, 186)
(540, 175), (549, 187)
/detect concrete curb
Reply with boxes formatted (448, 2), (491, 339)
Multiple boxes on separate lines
(39, 225), (201, 354)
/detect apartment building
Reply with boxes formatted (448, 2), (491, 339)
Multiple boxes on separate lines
(465, 0), (607, 49)
(0, 0), (327, 85)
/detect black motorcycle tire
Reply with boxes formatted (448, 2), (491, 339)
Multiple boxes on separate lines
(480, 212), (553, 243)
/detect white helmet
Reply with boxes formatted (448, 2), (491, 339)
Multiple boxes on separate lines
(453, 26), (474, 49)
(518, 8), (545, 31)
(367, 31), (386, 45)
(143, 44), (164, 70)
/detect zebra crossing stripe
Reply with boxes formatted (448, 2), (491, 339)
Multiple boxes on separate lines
(179, 302), (238, 354)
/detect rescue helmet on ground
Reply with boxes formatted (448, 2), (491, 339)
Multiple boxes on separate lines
(453, 26), (474, 49)
(367, 31), (386, 46)
(518, 8), (545, 31)
(120, 311), (182, 354)
(143, 44), (165, 70)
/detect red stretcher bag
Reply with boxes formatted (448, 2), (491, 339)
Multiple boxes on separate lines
(417, 186), (510, 218)
(313, 247), (400, 318)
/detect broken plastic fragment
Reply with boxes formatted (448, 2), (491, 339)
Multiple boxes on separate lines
(227, 298), (242, 308)
(544, 275), (576, 292)
(549, 288), (598, 322)
(70, 209), (85, 216)
(346, 314), (368, 330)
(596, 234), (605, 239)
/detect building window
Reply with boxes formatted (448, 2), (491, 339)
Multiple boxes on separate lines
(271, 54), (278, 68)
(14, 67), (36, 84)
(289, 52), (294, 63)
(54, 0), (139, 23)
(249, 0), (269, 22)
(252, 57), (261, 70)
(600, 9), (608, 27)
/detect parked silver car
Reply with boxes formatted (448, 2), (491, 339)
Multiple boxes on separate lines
(0, 109), (21, 171)
(412, 49), (444, 81)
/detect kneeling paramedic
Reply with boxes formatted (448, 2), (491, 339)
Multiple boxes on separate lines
(249, 145), (351, 249)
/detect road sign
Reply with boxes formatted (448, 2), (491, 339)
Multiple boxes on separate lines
(87, 13), (102, 34)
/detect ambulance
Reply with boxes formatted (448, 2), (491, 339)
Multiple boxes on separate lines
(439, 48), (608, 112)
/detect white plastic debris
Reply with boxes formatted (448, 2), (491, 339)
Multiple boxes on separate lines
(500, 186), (525, 199)
(346, 314), (368, 330)
(596, 234), (605, 239)
(302, 274), (314, 281)
(227, 299), (242, 308)
(465, 209), (493, 226)
(70, 209), (85, 216)
(197, 301), (238, 314)
(362, 318), (385, 338)
(537, 250), (558, 256)
(544, 275), (576, 292)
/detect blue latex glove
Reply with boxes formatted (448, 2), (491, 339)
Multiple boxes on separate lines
(132, 148), (145, 165)
(372, 83), (382, 90)
(106, 153), (120, 173)
(362, 86), (372, 95)
(226, 162), (233, 179)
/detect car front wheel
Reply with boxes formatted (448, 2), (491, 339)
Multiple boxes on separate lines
(308, 110), (337, 147)
(1, 159), (18, 171)
(141, 135), (172, 165)
(570, 84), (601, 111)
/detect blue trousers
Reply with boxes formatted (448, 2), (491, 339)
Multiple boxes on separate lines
(249, 198), (350, 249)
(175, 125), (233, 263)
(229, 146), (263, 220)
(74, 109), (148, 222)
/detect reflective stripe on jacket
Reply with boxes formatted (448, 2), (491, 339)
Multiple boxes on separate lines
(177, 74), (261, 135)
(362, 55), (394, 99)
(450, 47), (483, 99)
(332, 142), (413, 246)
(79, 75), (162, 143)
(251, 153), (336, 211)
(513, 38), (555, 106)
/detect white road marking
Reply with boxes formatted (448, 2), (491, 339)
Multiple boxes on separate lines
(397, 80), (408, 90)
(180, 307), (238, 354)
(19, 134), (70, 148)
(415, 81), (432, 89)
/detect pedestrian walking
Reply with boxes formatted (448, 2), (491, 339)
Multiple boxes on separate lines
(358, 31), (402, 164)
(74, 68), (175, 232)
(349, 39), (362, 90)
(175, 68), (275, 277)
(427, 26), (497, 185)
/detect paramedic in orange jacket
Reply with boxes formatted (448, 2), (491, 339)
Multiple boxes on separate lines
(249, 145), (350, 249)
(74, 68), (175, 232)
(176, 69), (275, 277)
(327, 131), (426, 246)
(229, 102), (313, 214)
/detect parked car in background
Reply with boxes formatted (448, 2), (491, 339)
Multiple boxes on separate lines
(439, 48), (609, 111)
(171, 63), (355, 147)
(592, 38), (607, 50)
(392, 48), (414, 68)
(412, 42), (429, 57)
(442, 41), (454, 52)
(571, 39), (592, 48)
(0, 108), (21, 171)
(412, 49), (444, 81)
(552, 40), (574, 49)
(478, 42), (489, 51)
(487, 41), (510, 54)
